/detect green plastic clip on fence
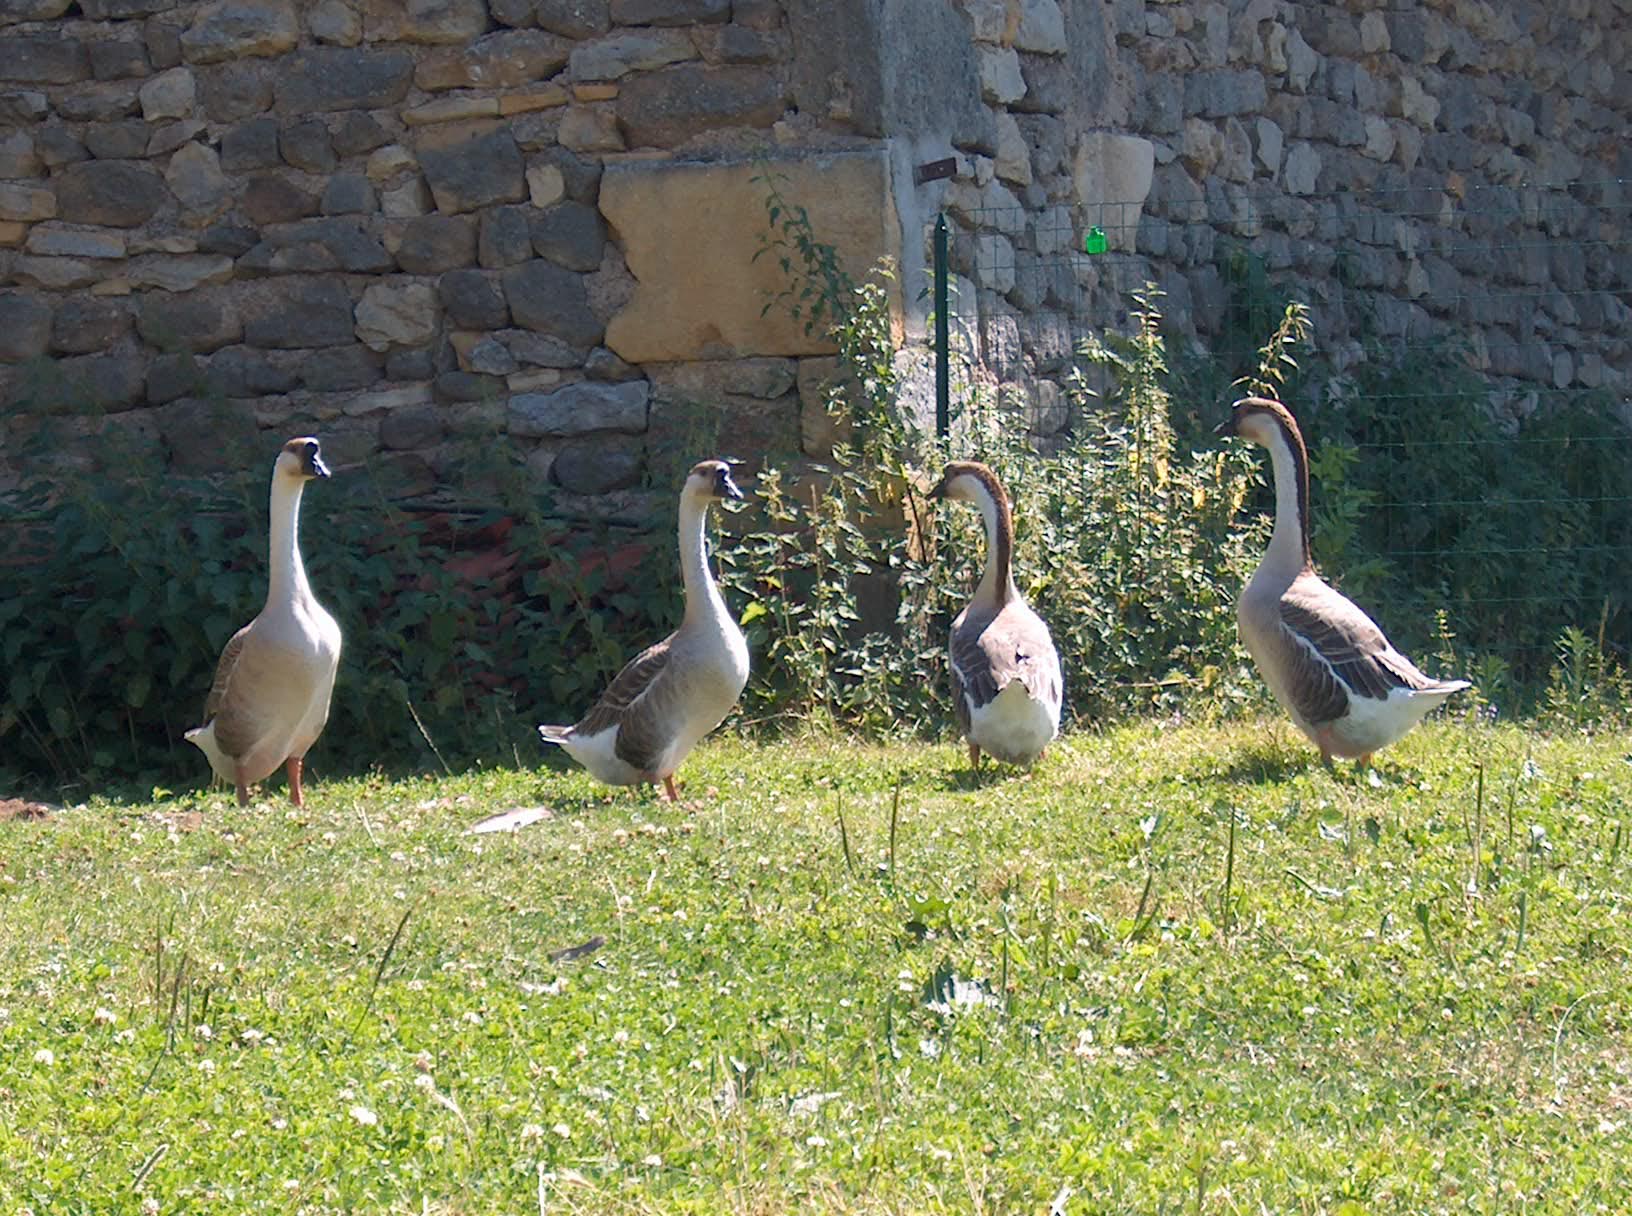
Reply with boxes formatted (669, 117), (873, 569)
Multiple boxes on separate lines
(1083, 226), (1108, 255)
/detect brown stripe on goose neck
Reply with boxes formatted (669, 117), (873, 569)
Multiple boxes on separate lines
(1253, 400), (1314, 569)
(953, 462), (1014, 607)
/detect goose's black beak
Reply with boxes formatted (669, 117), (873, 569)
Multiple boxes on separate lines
(925, 476), (947, 501)
(719, 471), (744, 501)
(305, 445), (331, 478)
(1212, 415), (1237, 439)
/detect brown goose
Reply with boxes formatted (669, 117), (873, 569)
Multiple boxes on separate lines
(1216, 397), (1469, 766)
(930, 461), (1063, 768)
(185, 437), (343, 807)
(539, 460), (750, 801)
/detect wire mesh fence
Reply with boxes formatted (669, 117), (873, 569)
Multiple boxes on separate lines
(921, 181), (1632, 691)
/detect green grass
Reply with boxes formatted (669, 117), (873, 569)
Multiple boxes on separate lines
(2, 718), (1630, 1214)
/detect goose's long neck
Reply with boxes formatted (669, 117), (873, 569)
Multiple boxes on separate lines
(678, 495), (725, 627)
(266, 474), (313, 608)
(1262, 421), (1313, 572)
(973, 483), (1018, 610)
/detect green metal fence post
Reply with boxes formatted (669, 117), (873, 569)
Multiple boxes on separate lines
(934, 213), (949, 439)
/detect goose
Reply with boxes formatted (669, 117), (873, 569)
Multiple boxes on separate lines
(186, 437), (343, 807)
(539, 459), (750, 801)
(929, 461), (1063, 769)
(1216, 396), (1470, 766)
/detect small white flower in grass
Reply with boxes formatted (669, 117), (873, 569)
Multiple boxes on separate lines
(195, 1023), (213, 1040)
(349, 1104), (378, 1127)
(553, 1122), (571, 1140)
(33, 1048), (54, 1067)
(271, 1117), (288, 1131)
(462, 1011), (483, 1026)
(611, 1029), (629, 1045)
(805, 1134), (828, 1148)
(413, 1074), (436, 1091)
(240, 1028), (264, 1045)
(641, 1154), (662, 1168)
(93, 1007), (117, 1026)
(520, 1123), (545, 1142)
(115, 1028), (136, 1044)
(197, 1058), (216, 1075)
(141, 1196), (160, 1215)
(322, 831), (336, 844)
(282, 1179), (299, 1191)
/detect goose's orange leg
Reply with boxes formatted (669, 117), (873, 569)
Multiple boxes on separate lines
(286, 756), (305, 808)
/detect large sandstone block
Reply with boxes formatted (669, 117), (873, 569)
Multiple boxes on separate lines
(1072, 132), (1153, 253)
(600, 151), (899, 363)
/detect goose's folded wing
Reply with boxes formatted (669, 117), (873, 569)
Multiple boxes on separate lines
(575, 638), (674, 774)
(950, 617), (1001, 714)
(953, 607), (1061, 711)
(202, 624), (257, 757)
(1278, 581), (1436, 724)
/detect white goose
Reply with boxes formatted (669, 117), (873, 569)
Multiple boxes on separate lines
(1217, 397), (1469, 766)
(539, 460), (750, 801)
(186, 437), (343, 806)
(930, 461), (1063, 769)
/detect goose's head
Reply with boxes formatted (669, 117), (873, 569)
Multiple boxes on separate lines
(1213, 397), (1305, 450)
(927, 461), (1007, 508)
(685, 459), (744, 503)
(276, 436), (331, 482)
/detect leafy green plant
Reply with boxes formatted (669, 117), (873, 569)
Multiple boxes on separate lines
(1539, 620), (1631, 731)
(1297, 342), (1632, 695)
(734, 196), (1273, 729)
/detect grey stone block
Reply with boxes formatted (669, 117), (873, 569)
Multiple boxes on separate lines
(242, 277), (355, 349)
(528, 201), (605, 272)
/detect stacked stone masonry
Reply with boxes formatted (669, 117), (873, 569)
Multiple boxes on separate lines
(0, 0), (1627, 505)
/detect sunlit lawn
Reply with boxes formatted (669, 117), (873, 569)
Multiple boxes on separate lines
(2, 716), (1630, 1213)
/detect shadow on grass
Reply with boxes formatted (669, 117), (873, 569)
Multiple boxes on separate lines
(936, 761), (1042, 793)
(1209, 742), (1316, 785)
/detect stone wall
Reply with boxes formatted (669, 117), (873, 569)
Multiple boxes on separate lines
(1, 0), (1628, 509)
(908, 0), (1632, 439)
(0, 0), (900, 513)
